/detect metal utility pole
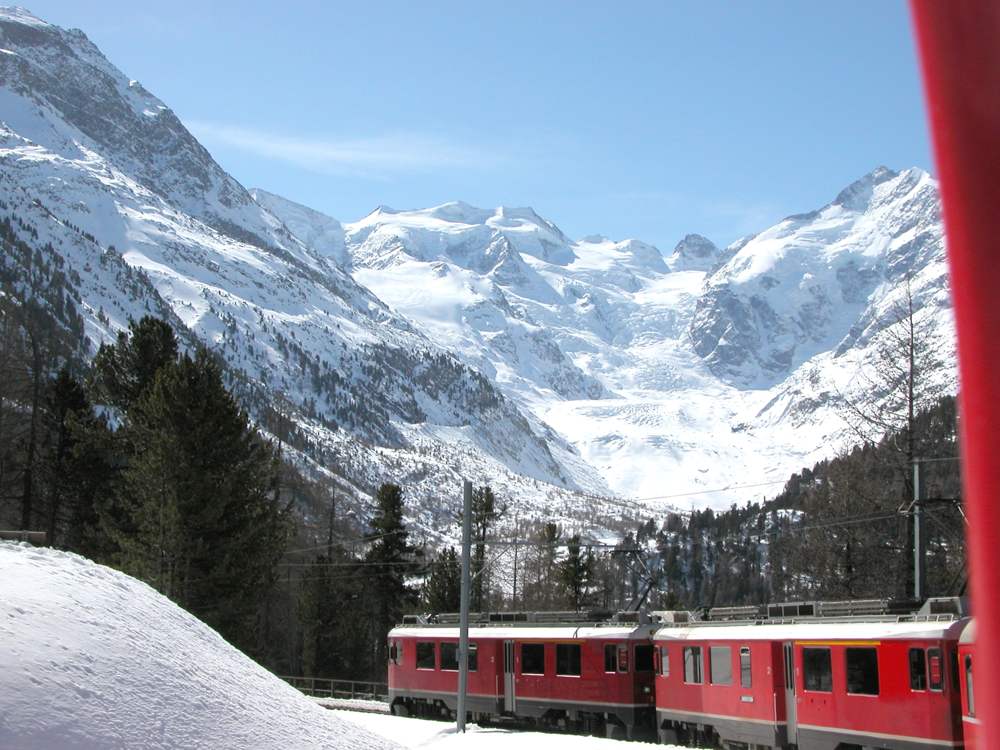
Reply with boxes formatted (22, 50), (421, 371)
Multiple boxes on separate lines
(913, 459), (926, 602)
(457, 480), (472, 732)
(511, 514), (519, 609)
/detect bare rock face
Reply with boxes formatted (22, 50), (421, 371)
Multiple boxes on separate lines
(668, 233), (721, 272)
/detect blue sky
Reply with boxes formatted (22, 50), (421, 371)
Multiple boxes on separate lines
(25, 1), (931, 249)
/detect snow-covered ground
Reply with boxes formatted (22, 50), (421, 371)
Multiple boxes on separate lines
(0, 540), (682, 749)
(0, 542), (397, 750)
(332, 710), (683, 750)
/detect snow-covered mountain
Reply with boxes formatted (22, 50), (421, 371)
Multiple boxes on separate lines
(0, 7), (625, 541)
(261, 169), (954, 505)
(1, 8), (955, 530)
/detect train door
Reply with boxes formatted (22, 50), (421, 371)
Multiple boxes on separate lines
(783, 642), (798, 745)
(503, 640), (516, 713)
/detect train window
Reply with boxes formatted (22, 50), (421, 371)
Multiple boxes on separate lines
(618, 644), (629, 672)
(604, 644), (618, 673)
(949, 648), (959, 692)
(439, 642), (476, 671)
(965, 655), (975, 716)
(803, 648), (832, 692)
(416, 642), (436, 670)
(635, 645), (654, 672)
(556, 644), (582, 676)
(440, 643), (459, 670)
(660, 646), (670, 677)
(683, 646), (703, 684)
(521, 643), (545, 675)
(709, 646), (732, 685)
(909, 648), (927, 690)
(928, 648), (944, 691)
(846, 647), (879, 695)
(740, 646), (752, 688)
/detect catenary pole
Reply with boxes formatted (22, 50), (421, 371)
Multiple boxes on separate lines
(457, 480), (472, 732)
(913, 460), (925, 602)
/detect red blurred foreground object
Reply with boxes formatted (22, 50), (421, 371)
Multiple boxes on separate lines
(910, 3), (1000, 749)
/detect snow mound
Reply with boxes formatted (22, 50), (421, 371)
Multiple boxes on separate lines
(0, 542), (398, 750)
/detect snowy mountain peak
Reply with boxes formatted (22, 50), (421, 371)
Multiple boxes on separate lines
(832, 165), (899, 211)
(0, 6), (49, 27)
(250, 188), (349, 268)
(690, 166), (948, 387)
(668, 233), (721, 271)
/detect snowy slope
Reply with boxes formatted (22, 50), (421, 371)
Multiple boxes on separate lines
(0, 7), (624, 539)
(0, 542), (398, 750)
(263, 170), (954, 506)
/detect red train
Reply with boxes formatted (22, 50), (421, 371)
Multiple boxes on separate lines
(387, 611), (659, 738)
(388, 598), (971, 748)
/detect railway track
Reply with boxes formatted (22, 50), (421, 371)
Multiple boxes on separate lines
(311, 696), (391, 714)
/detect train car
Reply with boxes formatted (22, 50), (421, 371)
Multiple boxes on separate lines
(958, 619), (978, 750)
(653, 602), (967, 749)
(387, 612), (660, 738)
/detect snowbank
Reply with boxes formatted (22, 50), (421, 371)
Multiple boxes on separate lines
(0, 542), (398, 750)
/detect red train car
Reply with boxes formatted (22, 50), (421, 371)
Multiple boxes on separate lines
(387, 613), (658, 738)
(653, 610), (967, 749)
(958, 619), (978, 750)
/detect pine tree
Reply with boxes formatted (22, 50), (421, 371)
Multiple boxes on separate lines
(365, 483), (415, 677)
(425, 546), (461, 612)
(299, 547), (366, 678)
(39, 368), (91, 545)
(110, 348), (288, 652)
(559, 534), (594, 611)
(91, 316), (178, 413)
(469, 485), (504, 611)
(539, 522), (561, 608)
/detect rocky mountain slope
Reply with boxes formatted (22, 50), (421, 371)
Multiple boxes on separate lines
(0, 8), (623, 542)
(0, 8), (956, 532)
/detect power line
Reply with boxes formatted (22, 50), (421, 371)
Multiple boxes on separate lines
(629, 479), (790, 503)
(284, 528), (407, 555)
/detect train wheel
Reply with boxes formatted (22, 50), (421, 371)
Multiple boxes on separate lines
(658, 727), (679, 745)
(605, 721), (627, 740)
(390, 702), (410, 718)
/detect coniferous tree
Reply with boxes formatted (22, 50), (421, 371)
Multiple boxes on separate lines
(39, 368), (91, 545)
(299, 546), (367, 678)
(469, 485), (504, 611)
(90, 316), (178, 413)
(559, 534), (594, 611)
(109, 347), (289, 652)
(425, 546), (461, 612)
(365, 483), (415, 677)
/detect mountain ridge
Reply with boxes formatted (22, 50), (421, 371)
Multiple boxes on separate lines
(0, 7), (957, 531)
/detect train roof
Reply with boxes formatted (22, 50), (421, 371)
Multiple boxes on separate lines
(960, 618), (976, 644)
(389, 624), (655, 640)
(653, 617), (969, 642)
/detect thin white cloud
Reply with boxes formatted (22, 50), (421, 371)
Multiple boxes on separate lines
(186, 120), (502, 178)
